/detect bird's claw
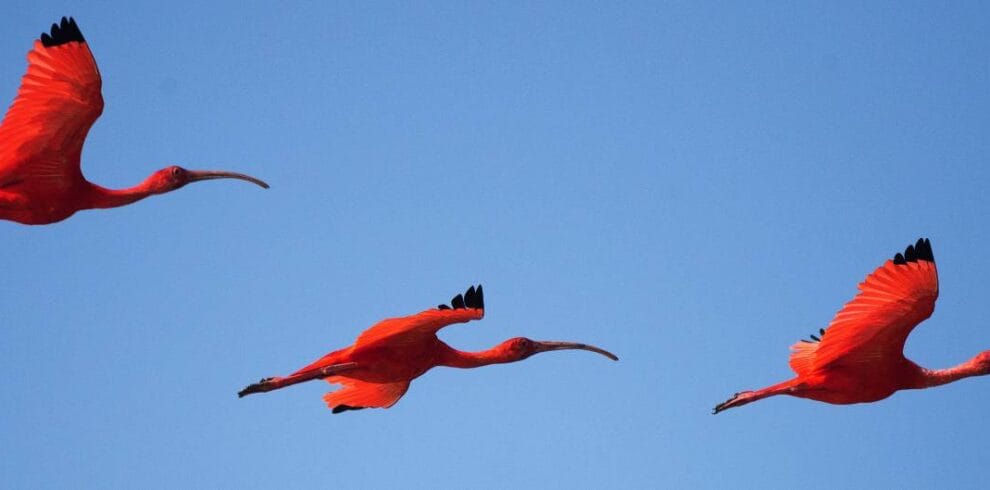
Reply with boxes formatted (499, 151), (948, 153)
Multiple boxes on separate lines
(238, 377), (277, 398)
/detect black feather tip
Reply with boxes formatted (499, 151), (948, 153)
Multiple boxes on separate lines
(803, 327), (826, 343)
(332, 405), (365, 414)
(464, 286), (477, 308)
(464, 285), (484, 309)
(893, 238), (934, 266)
(437, 285), (485, 311)
(40, 17), (85, 47)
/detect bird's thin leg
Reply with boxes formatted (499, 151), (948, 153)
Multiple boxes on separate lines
(713, 379), (800, 414)
(238, 362), (358, 397)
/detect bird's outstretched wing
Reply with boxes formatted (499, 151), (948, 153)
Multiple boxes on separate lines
(354, 285), (485, 346)
(322, 377), (411, 413)
(0, 17), (103, 186)
(789, 238), (939, 375)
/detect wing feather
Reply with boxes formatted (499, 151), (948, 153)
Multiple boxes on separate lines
(789, 239), (938, 374)
(0, 18), (103, 185)
(354, 285), (485, 346)
(322, 377), (411, 412)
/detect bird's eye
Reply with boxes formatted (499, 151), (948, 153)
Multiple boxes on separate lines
(171, 167), (181, 176)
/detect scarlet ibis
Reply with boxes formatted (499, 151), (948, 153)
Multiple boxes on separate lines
(239, 285), (618, 413)
(714, 238), (990, 414)
(0, 17), (268, 225)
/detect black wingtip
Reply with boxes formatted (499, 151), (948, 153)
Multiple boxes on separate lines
(332, 405), (365, 414)
(893, 238), (934, 265)
(40, 16), (85, 47)
(803, 326), (826, 343)
(437, 285), (485, 311)
(905, 244), (918, 262)
(464, 284), (485, 309)
(801, 238), (935, 343)
(916, 238), (935, 262)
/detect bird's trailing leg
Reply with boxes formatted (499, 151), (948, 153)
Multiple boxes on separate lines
(713, 379), (800, 414)
(238, 362), (358, 398)
(238, 377), (280, 397)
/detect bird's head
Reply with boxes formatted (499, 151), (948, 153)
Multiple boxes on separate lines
(148, 165), (270, 194)
(497, 337), (619, 362)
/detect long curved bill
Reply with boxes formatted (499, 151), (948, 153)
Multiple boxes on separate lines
(188, 170), (270, 189)
(533, 341), (619, 361)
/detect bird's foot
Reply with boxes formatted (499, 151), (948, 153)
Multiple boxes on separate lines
(712, 391), (751, 414)
(238, 377), (278, 398)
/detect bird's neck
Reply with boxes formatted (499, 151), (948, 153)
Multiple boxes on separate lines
(83, 182), (156, 209)
(439, 345), (511, 369)
(915, 356), (988, 389)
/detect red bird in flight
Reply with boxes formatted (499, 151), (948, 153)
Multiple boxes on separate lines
(0, 17), (268, 225)
(714, 238), (990, 414)
(239, 285), (618, 413)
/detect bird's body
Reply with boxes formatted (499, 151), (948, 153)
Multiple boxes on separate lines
(0, 17), (267, 225)
(239, 285), (618, 413)
(714, 238), (990, 413)
(0, 187), (79, 225)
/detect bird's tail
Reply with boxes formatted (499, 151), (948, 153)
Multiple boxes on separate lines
(712, 379), (798, 414)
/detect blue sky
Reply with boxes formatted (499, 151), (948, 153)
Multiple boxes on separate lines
(1, 1), (988, 488)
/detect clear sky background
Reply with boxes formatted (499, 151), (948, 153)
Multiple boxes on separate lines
(1, 1), (988, 488)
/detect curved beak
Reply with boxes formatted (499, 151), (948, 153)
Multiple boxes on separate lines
(533, 341), (619, 361)
(187, 170), (270, 189)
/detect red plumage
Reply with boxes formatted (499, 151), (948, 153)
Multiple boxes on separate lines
(239, 285), (618, 413)
(715, 238), (990, 413)
(0, 17), (267, 225)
